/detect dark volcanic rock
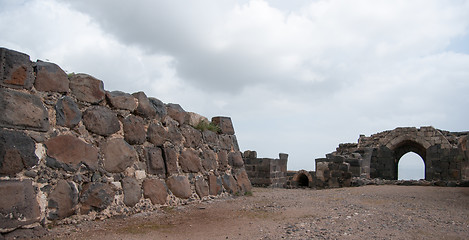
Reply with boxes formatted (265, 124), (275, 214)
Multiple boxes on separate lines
(166, 103), (186, 125)
(56, 96), (82, 128)
(69, 73), (105, 103)
(34, 61), (69, 92)
(178, 148), (202, 173)
(0, 129), (38, 176)
(0, 180), (40, 231)
(166, 175), (192, 199)
(45, 135), (98, 169)
(163, 143), (179, 174)
(222, 174), (239, 194)
(48, 180), (77, 220)
(147, 122), (167, 146)
(123, 115), (146, 145)
(83, 106), (120, 136)
(181, 125), (203, 148)
(106, 91), (137, 111)
(0, 47), (34, 90)
(202, 130), (219, 147)
(195, 176), (209, 198)
(80, 182), (115, 212)
(212, 116), (235, 135)
(228, 151), (244, 168)
(217, 150), (229, 171)
(201, 147), (217, 171)
(208, 174), (223, 195)
(132, 91), (157, 119)
(122, 177), (141, 207)
(0, 88), (49, 132)
(143, 178), (168, 205)
(145, 147), (166, 176)
(234, 169), (252, 193)
(149, 97), (167, 118)
(102, 138), (138, 173)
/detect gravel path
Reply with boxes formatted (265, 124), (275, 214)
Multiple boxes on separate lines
(41, 185), (469, 240)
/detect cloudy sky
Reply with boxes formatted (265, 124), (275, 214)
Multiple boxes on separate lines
(1, 0), (468, 179)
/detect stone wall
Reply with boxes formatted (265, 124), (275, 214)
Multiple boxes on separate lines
(243, 151), (288, 187)
(0, 47), (251, 233)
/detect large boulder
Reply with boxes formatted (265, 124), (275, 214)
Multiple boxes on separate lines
(195, 176), (209, 198)
(148, 97), (167, 119)
(132, 92), (157, 119)
(55, 96), (82, 128)
(201, 147), (217, 171)
(83, 106), (120, 136)
(121, 177), (141, 207)
(80, 182), (115, 213)
(211, 117), (235, 135)
(47, 180), (77, 220)
(143, 178), (168, 205)
(166, 103), (186, 125)
(122, 115), (146, 145)
(69, 73), (105, 103)
(166, 176), (192, 199)
(0, 47), (34, 90)
(217, 150), (228, 171)
(44, 135), (98, 169)
(185, 112), (209, 127)
(178, 148), (202, 173)
(0, 129), (38, 176)
(163, 143), (179, 174)
(234, 169), (252, 193)
(228, 151), (244, 168)
(222, 174), (239, 194)
(34, 61), (69, 92)
(102, 138), (138, 173)
(0, 88), (49, 132)
(0, 180), (40, 232)
(208, 174), (223, 195)
(145, 147), (166, 176)
(106, 91), (137, 111)
(181, 125), (203, 148)
(147, 122), (167, 146)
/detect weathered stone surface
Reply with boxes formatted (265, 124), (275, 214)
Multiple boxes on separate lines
(234, 169), (252, 193)
(45, 135), (98, 169)
(217, 150), (229, 171)
(149, 97), (167, 118)
(178, 148), (202, 173)
(102, 138), (138, 173)
(228, 151), (244, 168)
(202, 130), (219, 146)
(208, 174), (223, 195)
(143, 179), (168, 205)
(166, 103), (186, 125)
(69, 73), (105, 103)
(218, 134), (234, 151)
(166, 175), (192, 199)
(221, 174), (239, 194)
(106, 91), (137, 111)
(185, 112), (209, 127)
(181, 125), (203, 148)
(48, 180), (77, 220)
(163, 143), (179, 174)
(0, 88), (49, 131)
(34, 61), (69, 92)
(146, 147), (166, 176)
(56, 96), (82, 128)
(212, 116), (235, 135)
(122, 177), (141, 207)
(167, 123), (183, 143)
(201, 147), (217, 171)
(195, 176), (209, 198)
(0, 129), (38, 176)
(0, 47), (34, 90)
(147, 122), (167, 146)
(132, 92), (157, 119)
(83, 106), (120, 136)
(123, 115), (146, 145)
(80, 182), (115, 212)
(0, 180), (40, 231)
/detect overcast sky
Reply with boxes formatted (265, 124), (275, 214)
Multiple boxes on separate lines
(1, 0), (468, 178)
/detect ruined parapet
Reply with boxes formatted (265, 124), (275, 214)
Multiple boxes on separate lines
(315, 158), (352, 188)
(243, 151), (288, 187)
(0, 47), (251, 233)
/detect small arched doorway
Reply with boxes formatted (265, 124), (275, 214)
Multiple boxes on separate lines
(298, 174), (309, 187)
(398, 152), (425, 180)
(292, 170), (313, 188)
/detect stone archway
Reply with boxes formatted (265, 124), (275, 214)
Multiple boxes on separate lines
(292, 170), (313, 188)
(391, 140), (427, 180)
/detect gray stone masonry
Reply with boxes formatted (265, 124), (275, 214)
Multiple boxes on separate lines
(243, 151), (288, 188)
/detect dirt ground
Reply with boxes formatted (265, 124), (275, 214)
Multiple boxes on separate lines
(38, 185), (469, 240)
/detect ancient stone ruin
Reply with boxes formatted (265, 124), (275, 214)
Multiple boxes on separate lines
(243, 151), (288, 187)
(0, 47), (252, 233)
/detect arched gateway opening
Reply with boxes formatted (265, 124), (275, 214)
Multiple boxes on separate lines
(292, 170), (313, 188)
(297, 174), (309, 187)
(392, 140), (427, 180)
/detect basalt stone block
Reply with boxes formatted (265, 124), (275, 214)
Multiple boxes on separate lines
(195, 176), (209, 198)
(221, 174), (239, 194)
(83, 106), (120, 136)
(149, 97), (167, 119)
(147, 122), (167, 146)
(202, 130), (218, 146)
(123, 115), (146, 145)
(102, 138), (137, 173)
(145, 147), (166, 176)
(48, 180), (77, 220)
(143, 178), (168, 205)
(166, 175), (192, 199)
(132, 91), (157, 119)
(0, 47), (34, 90)
(234, 169), (252, 193)
(201, 147), (217, 171)
(208, 174), (223, 195)
(0, 180), (40, 232)
(218, 134), (233, 151)
(181, 125), (203, 148)
(122, 177), (141, 207)
(179, 148), (202, 173)
(106, 91), (137, 111)
(45, 135), (98, 169)
(167, 123), (183, 143)
(211, 117), (235, 135)
(228, 151), (244, 168)
(34, 61), (69, 92)
(217, 150), (228, 171)
(80, 182), (115, 212)
(185, 112), (209, 127)
(166, 103), (186, 125)
(163, 143), (179, 174)
(56, 96), (82, 128)
(69, 73), (105, 103)
(0, 129), (38, 176)
(0, 88), (49, 131)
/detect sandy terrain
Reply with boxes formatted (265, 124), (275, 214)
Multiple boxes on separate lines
(29, 186), (469, 239)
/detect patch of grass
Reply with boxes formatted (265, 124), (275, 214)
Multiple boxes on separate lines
(193, 121), (221, 133)
(244, 191), (253, 196)
(67, 72), (75, 78)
